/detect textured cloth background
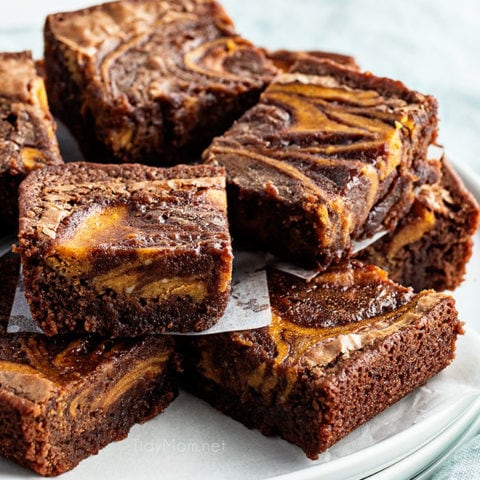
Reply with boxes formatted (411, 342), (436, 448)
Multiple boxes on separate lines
(431, 435), (480, 479)
(0, 1), (479, 478)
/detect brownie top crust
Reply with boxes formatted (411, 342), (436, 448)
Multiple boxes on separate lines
(268, 261), (413, 329)
(18, 162), (232, 299)
(18, 162), (230, 258)
(225, 261), (455, 372)
(0, 51), (62, 176)
(45, 0), (276, 109)
(0, 333), (173, 402)
(204, 58), (438, 265)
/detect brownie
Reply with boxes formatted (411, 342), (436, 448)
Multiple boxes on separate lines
(180, 261), (461, 459)
(0, 253), (178, 476)
(43, 0), (277, 165)
(203, 57), (439, 269)
(0, 51), (62, 234)
(358, 158), (480, 291)
(17, 162), (233, 336)
(266, 48), (359, 72)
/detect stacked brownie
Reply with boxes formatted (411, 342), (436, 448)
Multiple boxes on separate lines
(2, 14), (236, 474)
(0, 51), (62, 233)
(0, 0), (478, 476)
(203, 57), (440, 269)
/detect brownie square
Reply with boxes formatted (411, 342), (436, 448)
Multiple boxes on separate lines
(180, 261), (461, 459)
(0, 51), (62, 234)
(0, 254), (178, 476)
(358, 158), (480, 291)
(203, 58), (439, 269)
(17, 162), (233, 336)
(43, 0), (277, 165)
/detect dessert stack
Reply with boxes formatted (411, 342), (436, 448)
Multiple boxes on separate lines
(0, 0), (478, 476)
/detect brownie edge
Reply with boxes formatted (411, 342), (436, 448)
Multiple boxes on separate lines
(0, 334), (178, 476)
(358, 158), (480, 291)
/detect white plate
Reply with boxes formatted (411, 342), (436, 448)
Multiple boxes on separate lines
(366, 396), (480, 480)
(412, 402), (480, 480)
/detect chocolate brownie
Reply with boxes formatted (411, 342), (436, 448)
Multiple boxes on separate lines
(203, 58), (439, 269)
(180, 261), (461, 459)
(266, 48), (359, 72)
(358, 158), (480, 291)
(17, 162), (233, 336)
(0, 254), (178, 476)
(0, 51), (62, 234)
(43, 0), (277, 165)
